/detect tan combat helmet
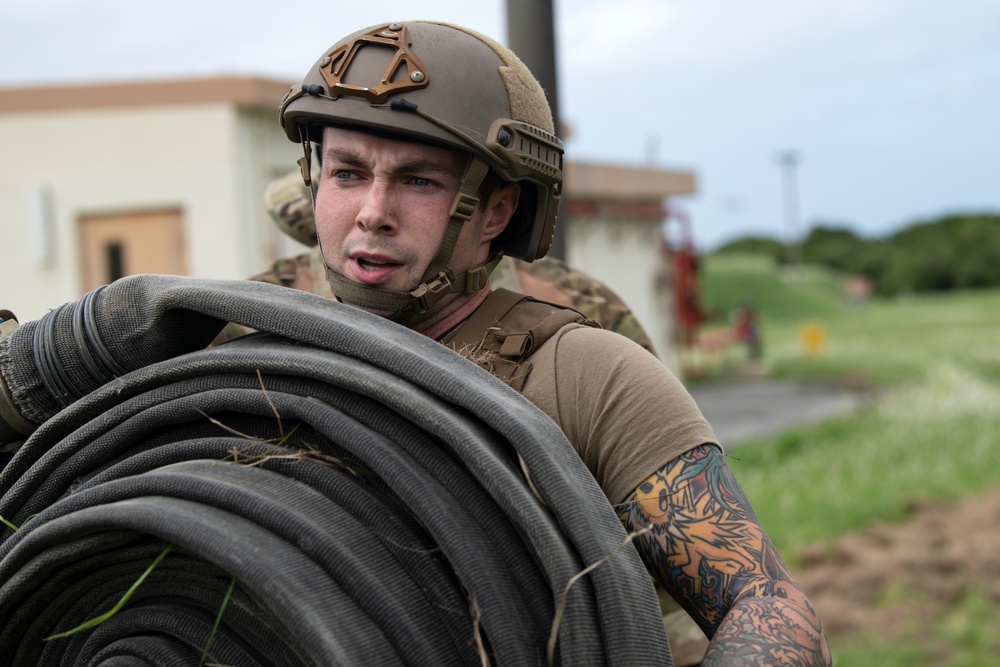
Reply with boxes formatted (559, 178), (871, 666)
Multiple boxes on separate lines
(278, 21), (564, 320)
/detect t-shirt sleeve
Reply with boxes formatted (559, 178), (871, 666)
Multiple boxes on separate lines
(520, 326), (719, 506)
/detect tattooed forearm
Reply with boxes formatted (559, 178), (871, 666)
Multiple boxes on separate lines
(618, 444), (831, 666)
(617, 444), (768, 629)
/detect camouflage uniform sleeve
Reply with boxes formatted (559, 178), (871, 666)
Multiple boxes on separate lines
(511, 257), (657, 355)
(246, 246), (333, 300)
(487, 256), (525, 294)
(247, 253), (313, 289)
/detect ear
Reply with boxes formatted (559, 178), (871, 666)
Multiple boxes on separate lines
(481, 182), (521, 243)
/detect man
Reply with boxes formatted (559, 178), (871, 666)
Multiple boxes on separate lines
(0, 20), (830, 665)
(274, 21), (830, 666)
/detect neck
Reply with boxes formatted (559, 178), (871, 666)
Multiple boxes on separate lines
(336, 282), (492, 340)
(411, 285), (492, 340)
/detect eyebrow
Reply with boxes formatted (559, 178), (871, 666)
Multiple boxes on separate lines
(322, 148), (366, 168)
(322, 147), (460, 178)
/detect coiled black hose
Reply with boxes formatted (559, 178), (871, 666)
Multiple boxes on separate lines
(0, 276), (671, 666)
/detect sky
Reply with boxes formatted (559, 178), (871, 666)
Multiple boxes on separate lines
(2, 0), (998, 251)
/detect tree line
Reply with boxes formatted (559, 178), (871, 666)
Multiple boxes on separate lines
(713, 213), (1000, 296)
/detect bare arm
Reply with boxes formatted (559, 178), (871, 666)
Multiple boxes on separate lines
(618, 444), (831, 666)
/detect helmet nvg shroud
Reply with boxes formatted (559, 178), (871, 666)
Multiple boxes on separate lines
(278, 21), (564, 319)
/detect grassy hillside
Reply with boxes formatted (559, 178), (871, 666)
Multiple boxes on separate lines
(700, 253), (849, 323)
(701, 253), (1000, 665)
(700, 253), (1000, 386)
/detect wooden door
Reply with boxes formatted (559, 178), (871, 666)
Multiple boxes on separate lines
(79, 208), (187, 292)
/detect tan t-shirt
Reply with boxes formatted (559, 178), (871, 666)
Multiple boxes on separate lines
(520, 325), (719, 506)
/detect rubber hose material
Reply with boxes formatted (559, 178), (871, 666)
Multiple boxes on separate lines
(0, 275), (672, 666)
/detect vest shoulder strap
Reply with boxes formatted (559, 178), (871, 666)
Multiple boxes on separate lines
(442, 288), (598, 391)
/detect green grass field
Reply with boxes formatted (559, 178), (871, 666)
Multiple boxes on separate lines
(700, 253), (1000, 666)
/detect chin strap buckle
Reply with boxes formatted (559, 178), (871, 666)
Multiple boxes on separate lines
(409, 258), (496, 313)
(410, 271), (455, 312)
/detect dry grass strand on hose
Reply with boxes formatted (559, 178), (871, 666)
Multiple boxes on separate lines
(468, 596), (491, 667)
(547, 527), (652, 667)
(517, 453), (550, 510)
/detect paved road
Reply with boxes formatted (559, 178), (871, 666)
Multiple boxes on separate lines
(686, 378), (871, 448)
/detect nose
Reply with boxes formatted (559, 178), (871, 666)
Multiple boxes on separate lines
(356, 182), (397, 234)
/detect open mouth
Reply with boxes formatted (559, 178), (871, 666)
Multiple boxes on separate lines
(357, 258), (399, 270)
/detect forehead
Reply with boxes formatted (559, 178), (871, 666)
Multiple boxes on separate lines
(320, 126), (468, 172)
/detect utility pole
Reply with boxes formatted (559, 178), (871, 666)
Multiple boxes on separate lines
(778, 151), (802, 268)
(505, 0), (565, 259)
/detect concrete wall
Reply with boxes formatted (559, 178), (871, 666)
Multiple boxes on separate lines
(565, 215), (674, 365)
(561, 162), (696, 370)
(0, 103), (303, 321)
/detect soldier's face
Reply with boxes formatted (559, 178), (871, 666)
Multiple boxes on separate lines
(314, 127), (492, 297)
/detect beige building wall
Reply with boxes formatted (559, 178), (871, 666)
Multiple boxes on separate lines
(0, 79), (304, 322)
(566, 215), (671, 362)
(563, 162), (696, 371)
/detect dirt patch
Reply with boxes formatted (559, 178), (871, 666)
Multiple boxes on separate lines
(793, 487), (1000, 649)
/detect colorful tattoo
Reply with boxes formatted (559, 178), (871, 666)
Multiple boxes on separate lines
(618, 444), (831, 666)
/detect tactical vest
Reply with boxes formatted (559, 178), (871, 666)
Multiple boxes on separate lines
(440, 288), (599, 392)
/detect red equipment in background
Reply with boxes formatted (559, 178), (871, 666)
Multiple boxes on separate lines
(665, 207), (706, 347)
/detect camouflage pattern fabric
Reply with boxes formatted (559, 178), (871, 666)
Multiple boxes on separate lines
(493, 256), (655, 355)
(264, 171), (318, 247)
(248, 246), (334, 301)
(258, 170), (656, 356)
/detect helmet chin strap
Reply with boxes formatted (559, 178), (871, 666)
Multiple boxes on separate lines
(309, 148), (499, 323)
(324, 252), (502, 323)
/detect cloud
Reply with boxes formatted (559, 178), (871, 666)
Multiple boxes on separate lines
(559, 0), (997, 89)
(559, 0), (676, 71)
